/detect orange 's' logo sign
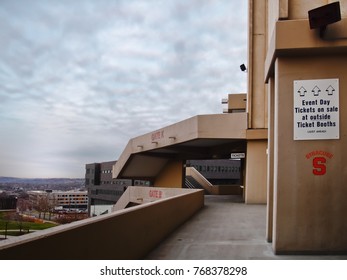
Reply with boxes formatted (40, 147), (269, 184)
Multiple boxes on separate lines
(306, 150), (333, 176)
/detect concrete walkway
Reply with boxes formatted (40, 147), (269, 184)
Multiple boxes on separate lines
(146, 195), (347, 260)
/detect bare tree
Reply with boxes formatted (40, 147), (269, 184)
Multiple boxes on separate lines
(47, 194), (58, 221)
(17, 198), (32, 214)
(34, 195), (50, 219)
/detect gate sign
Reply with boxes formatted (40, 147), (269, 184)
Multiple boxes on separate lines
(294, 79), (339, 140)
(230, 153), (245, 159)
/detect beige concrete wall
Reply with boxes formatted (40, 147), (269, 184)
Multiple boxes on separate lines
(227, 94), (247, 111)
(263, 0), (347, 253)
(266, 77), (275, 242)
(287, 0), (347, 20)
(212, 185), (243, 195)
(244, 0), (269, 205)
(248, 0), (268, 129)
(288, 0), (326, 19)
(272, 54), (347, 253)
(113, 186), (202, 211)
(154, 160), (184, 188)
(268, 0), (280, 45)
(0, 189), (204, 259)
(245, 140), (268, 204)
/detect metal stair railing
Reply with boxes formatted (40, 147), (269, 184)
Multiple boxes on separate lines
(186, 167), (215, 194)
(185, 178), (195, 189)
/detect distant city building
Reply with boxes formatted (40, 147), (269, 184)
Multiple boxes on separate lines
(0, 192), (17, 210)
(85, 161), (150, 216)
(27, 190), (88, 210)
(85, 159), (242, 215)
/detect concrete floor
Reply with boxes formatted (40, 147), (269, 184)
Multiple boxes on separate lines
(146, 195), (347, 260)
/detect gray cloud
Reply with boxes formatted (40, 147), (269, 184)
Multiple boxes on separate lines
(0, 0), (247, 178)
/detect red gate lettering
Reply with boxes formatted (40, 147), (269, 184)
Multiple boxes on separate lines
(312, 157), (326, 175)
(149, 190), (162, 198)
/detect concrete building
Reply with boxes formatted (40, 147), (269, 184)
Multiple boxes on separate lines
(85, 161), (150, 216)
(0, 192), (17, 210)
(28, 190), (88, 211)
(110, 0), (347, 254)
(1, 0), (346, 258)
(111, 93), (266, 202)
(86, 159), (241, 215)
(263, 0), (347, 254)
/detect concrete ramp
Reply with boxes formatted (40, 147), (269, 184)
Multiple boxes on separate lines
(112, 113), (247, 180)
(0, 187), (204, 260)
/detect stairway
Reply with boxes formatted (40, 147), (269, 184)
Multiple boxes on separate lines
(185, 167), (215, 194)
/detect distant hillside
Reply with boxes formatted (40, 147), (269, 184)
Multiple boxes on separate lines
(0, 177), (84, 185)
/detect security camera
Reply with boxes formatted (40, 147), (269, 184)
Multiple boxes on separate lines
(308, 2), (341, 37)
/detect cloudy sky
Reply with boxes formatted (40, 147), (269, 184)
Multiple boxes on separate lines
(0, 0), (248, 178)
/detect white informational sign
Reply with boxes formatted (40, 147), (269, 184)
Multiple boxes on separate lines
(230, 153), (245, 159)
(293, 79), (339, 140)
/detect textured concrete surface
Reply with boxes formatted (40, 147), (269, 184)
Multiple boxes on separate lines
(146, 195), (347, 260)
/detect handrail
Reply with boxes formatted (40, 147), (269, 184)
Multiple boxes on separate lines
(185, 178), (195, 189)
(187, 167), (213, 187)
(186, 167), (214, 194)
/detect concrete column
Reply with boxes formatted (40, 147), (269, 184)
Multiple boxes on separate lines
(266, 77), (275, 242)
(245, 140), (268, 204)
(272, 55), (347, 253)
(248, 0), (267, 129)
(153, 160), (185, 188)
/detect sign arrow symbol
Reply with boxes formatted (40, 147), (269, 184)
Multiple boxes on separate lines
(326, 85), (335, 95)
(312, 85), (321, 96)
(297, 86), (307, 97)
